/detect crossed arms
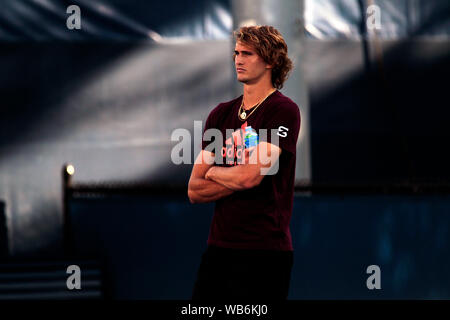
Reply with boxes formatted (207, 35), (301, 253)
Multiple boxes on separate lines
(187, 142), (281, 204)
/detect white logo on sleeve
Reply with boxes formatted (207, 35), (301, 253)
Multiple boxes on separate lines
(277, 126), (289, 138)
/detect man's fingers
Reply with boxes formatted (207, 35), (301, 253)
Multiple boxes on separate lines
(242, 146), (257, 164)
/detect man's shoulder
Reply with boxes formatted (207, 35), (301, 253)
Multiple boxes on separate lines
(268, 91), (300, 117)
(271, 91), (298, 108)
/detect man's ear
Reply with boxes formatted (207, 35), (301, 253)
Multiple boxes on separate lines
(265, 63), (274, 69)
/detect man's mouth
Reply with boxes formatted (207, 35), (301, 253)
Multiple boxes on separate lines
(236, 68), (246, 73)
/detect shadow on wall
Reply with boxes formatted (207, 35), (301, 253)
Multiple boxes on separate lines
(0, 43), (140, 152)
(0, 0), (234, 258)
(307, 38), (450, 183)
(307, 0), (450, 184)
(0, 39), (233, 257)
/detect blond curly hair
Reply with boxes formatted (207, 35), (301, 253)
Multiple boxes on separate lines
(233, 25), (293, 89)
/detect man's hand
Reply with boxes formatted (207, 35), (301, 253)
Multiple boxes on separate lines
(242, 146), (257, 165)
(205, 167), (214, 181)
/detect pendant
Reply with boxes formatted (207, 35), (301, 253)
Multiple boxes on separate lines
(240, 111), (246, 120)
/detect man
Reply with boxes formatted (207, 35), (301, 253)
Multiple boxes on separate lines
(188, 25), (301, 300)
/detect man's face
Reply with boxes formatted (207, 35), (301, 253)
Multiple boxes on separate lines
(234, 41), (271, 85)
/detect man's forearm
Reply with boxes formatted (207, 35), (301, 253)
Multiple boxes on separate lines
(188, 177), (234, 203)
(206, 165), (254, 191)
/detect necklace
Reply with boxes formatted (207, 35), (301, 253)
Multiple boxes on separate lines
(238, 89), (276, 121)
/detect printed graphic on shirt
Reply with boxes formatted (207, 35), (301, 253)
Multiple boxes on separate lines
(222, 121), (257, 166)
(277, 125), (289, 138)
(220, 124), (285, 173)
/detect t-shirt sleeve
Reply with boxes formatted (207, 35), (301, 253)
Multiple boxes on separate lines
(261, 102), (301, 155)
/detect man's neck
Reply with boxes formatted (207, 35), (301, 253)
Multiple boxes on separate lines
(242, 81), (276, 110)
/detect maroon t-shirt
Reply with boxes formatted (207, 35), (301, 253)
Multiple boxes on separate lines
(201, 90), (301, 251)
